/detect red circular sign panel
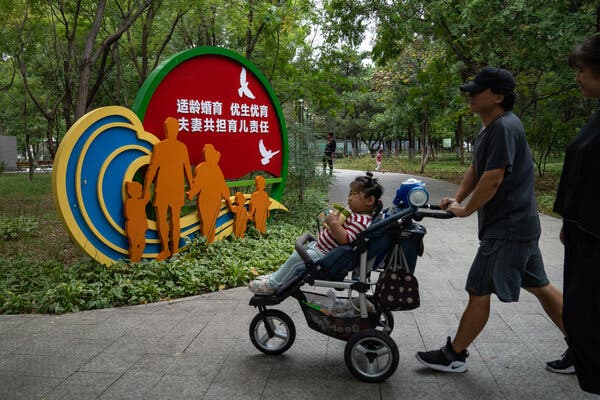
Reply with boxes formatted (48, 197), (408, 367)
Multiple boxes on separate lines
(138, 52), (284, 180)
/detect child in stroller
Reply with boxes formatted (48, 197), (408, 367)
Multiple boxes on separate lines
(248, 172), (384, 295)
(248, 178), (452, 383)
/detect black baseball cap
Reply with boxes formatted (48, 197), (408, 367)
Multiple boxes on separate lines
(459, 66), (516, 93)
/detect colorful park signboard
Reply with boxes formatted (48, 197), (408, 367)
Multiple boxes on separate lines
(52, 47), (288, 265)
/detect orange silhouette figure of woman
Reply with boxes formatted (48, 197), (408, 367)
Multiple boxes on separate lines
(228, 192), (249, 239)
(187, 143), (230, 243)
(143, 117), (193, 261)
(124, 181), (148, 262)
(249, 175), (271, 234)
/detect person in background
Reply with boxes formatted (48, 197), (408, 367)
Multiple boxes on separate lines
(375, 148), (383, 172)
(547, 33), (600, 395)
(322, 133), (336, 175)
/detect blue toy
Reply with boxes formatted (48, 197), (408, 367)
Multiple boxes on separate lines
(393, 178), (429, 208)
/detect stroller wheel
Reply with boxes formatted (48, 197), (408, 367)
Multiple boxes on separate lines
(249, 309), (296, 355)
(344, 329), (399, 383)
(376, 309), (394, 334)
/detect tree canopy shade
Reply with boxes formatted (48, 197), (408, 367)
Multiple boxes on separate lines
(363, 0), (598, 170)
(0, 0), (599, 175)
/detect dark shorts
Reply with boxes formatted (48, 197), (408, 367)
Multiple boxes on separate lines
(465, 239), (549, 302)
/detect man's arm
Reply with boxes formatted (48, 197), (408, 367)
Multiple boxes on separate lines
(447, 167), (505, 217)
(440, 164), (477, 209)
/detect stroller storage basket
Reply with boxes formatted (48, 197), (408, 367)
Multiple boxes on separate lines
(300, 292), (379, 341)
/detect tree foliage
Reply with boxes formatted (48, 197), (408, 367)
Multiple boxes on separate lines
(1, 0), (599, 176)
(368, 0), (598, 170)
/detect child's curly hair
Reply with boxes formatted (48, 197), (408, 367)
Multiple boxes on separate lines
(350, 172), (384, 216)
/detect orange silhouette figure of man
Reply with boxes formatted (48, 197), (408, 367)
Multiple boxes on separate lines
(124, 181), (148, 262)
(228, 192), (249, 239)
(143, 117), (193, 261)
(249, 175), (271, 234)
(187, 143), (230, 243)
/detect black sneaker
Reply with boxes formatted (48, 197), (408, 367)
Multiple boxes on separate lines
(416, 336), (468, 372)
(546, 348), (575, 374)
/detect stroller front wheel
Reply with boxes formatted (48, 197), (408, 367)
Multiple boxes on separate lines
(344, 329), (399, 383)
(249, 309), (296, 355)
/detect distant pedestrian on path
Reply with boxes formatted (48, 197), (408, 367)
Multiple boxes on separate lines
(322, 133), (336, 175)
(375, 148), (383, 172)
(548, 33), (600, 395)
(415, 67), (566, 373)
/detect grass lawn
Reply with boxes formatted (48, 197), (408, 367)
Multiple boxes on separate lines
(0, 172), (87, 265)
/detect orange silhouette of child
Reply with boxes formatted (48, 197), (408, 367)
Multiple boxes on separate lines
(143, 117), (194, 261)
(187, 143), (230, 243)
(249, 175), (271, 234)
(228, 192), (250, 239)
(124, 181), (148, 262)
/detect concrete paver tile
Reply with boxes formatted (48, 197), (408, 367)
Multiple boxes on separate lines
(97, 371), (163, 400)
(0, 373), (61, 400)
(146, 375), (207, 400)
(44, 371), (120, 400)
(0, 353), (87, 378)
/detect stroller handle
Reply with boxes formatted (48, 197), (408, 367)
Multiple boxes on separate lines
(295, 233), (316, 264)
(416, 204), (455, 219)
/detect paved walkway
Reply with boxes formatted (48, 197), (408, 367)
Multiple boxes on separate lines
(0, 169), (595, 399)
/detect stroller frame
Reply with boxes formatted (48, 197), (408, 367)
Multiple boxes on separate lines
(248, 204), (451, 383)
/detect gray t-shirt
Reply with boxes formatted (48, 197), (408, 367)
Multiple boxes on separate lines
(472, 111), (540, 240)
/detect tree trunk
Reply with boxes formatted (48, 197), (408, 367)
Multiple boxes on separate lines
(408, 125), (415, 161)
(419, 113), (431, 173)
(23, 99), (34, 180)
(456, 114), (465, 164)
(138, 1), (159, 82)
(74, 0), (154, 120)
(75, 0), (106, 120)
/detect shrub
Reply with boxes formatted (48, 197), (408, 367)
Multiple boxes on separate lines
(0, 215), (40, 241)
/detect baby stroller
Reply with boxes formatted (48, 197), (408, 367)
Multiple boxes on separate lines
(248, 181), (452, 382)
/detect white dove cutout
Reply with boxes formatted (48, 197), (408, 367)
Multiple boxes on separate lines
(259, 139), (280, 165)
(238, 67), (255, 99)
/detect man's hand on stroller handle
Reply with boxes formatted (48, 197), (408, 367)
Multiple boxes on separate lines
(439, 197), (466, 217)
(439, 197), (457, 210)
(446, 202), (468, 217)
